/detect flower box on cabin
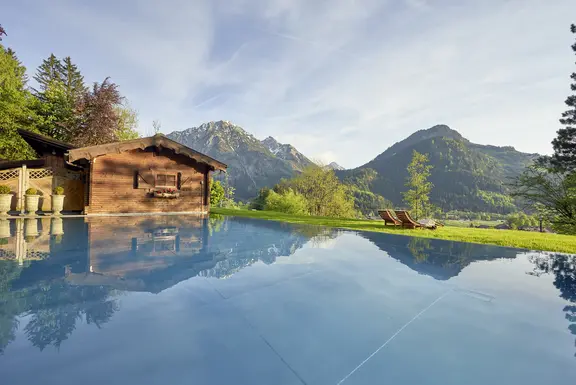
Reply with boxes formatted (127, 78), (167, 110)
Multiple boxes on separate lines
(153, 188), (180, 199)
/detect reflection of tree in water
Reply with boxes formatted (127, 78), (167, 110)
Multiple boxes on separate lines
(0, 261), (24, 354)
(529, 253), (576, 357)
(0, 260), (119, 353)
(408, 238), (432, 263)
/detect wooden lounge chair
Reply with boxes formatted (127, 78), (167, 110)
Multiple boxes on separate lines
(378, 209), (401, 226)
(395, 210), (424, 229)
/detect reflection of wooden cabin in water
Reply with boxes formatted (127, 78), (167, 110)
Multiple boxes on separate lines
(65, 217), (225, 293)
(0, 130), (227, 214)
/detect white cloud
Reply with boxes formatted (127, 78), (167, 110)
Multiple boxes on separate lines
(4, 0), (576, 167)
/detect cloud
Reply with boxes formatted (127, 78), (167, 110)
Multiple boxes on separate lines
(3, 0), (576, 167)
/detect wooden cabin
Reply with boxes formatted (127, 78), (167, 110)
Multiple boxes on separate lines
(0, 130), (227, 215)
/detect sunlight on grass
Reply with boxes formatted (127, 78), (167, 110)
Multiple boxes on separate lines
(211, 208), (576, 253)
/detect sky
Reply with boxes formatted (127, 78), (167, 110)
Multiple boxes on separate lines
(2, 0), (576, 168)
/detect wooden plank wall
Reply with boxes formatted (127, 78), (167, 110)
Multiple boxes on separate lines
(86, 149), (210, 214)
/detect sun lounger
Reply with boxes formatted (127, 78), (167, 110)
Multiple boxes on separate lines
(395, 210), (425, 229)
(378, 209), (401, 226)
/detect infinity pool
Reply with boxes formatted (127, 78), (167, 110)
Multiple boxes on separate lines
(0, 215), (574, 384)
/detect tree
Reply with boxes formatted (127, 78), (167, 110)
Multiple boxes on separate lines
(152, 120), (161, 135)
(0, 25), (6, 41)
(69, 77), (123, 146)
(32, 55), (86, 141)
(115, 103), (140, 141)
(510, 160), (576, 234)
(287, 166), (356, 218)
(264, 189), (308, 215)
(60, 56), (86, 105)
(551, 24), (576, 171)
(0, 42), (38, 160)
(32, 54), (63, 96)
(210, 180), (225, 206)
(403, 150), (434, 219)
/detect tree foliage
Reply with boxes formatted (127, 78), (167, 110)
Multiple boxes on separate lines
(264, 189), (308, 215)
(115, 103), (140, 141)
(510, 160), (576, 234)
(0, 42), (38, 160)
(69, 77), (123, 146)
(551, 24), (576, 171)
(258, 167), (356, 218)
(403, 150), (434, 219)
(210, 180), (225, 206)
(289, 166), (356, 218)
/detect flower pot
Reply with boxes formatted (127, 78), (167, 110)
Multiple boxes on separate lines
(51, 195), (65, 215)
(25, 195), (40, 215)
(0, 194), (12, 216)
(24, 218), (39, 238)
(51, 217), (64, 236)
(0, 219), (10, 238)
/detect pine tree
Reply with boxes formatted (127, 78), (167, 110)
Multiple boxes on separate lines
(403, 150), (434, 219)
(551, 24), (576, 171)
(60, 56), (86, 104)
(32, 54), (63, 96)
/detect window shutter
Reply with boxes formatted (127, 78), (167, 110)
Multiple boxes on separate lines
(177, 173), (182, 189)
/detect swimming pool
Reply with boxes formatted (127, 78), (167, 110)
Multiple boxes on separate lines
(0, 215), (574, 384)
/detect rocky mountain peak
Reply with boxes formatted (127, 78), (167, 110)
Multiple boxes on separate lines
(326, 162), (345, 170)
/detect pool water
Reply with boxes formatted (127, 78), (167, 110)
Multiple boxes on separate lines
(0, 215), (574, 385)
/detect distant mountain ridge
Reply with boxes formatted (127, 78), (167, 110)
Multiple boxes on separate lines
(168, 121), (537, 212)
(167, 121), (314, 199)
(339, 124), (538, 213)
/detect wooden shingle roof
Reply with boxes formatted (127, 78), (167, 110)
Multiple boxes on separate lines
(67, 134), (227, 171)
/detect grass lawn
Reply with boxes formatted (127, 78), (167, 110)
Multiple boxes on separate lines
(211, 208), (576, 254)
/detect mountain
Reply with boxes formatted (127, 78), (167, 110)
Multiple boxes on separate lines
(325, 162), (345, 170)
(338, 124), (538, 213)
(167, 121), (313, 200)
(261, 136), (314, 171)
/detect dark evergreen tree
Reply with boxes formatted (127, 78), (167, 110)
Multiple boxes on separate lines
(551, 24), (576, 171)
(32, 54), (63, 96)
(60, 56), (86, 104)
(0, 24), (6, 41)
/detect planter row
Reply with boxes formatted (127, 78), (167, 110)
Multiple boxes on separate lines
(0, 194), (66, 216)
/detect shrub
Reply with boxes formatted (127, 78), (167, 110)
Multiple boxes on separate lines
(264, 189), (308, 215)
(250, 187), (271, 210)
(210, 180), (225, 206)
(25, 187), (38, 195)
(0, 185), (11, 194)
(53, 186), (64, 195)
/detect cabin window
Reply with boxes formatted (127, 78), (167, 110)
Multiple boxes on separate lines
(156, 174), (177, 187)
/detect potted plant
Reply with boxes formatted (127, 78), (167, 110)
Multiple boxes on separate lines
(0, 185), (13, 216)
(52, 186), (65, 215)
(25, 187), (40, 215)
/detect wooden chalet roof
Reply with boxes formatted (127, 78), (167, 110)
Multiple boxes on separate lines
(17, 129), (76, 155)
(67, 134), (227, 171)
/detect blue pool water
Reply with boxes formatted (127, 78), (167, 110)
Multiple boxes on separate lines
(0, 215), (574, 384)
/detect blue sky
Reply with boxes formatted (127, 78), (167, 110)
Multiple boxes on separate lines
(3, 0), (576, 168)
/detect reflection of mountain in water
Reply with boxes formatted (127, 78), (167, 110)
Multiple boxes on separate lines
(360, 232), (519, 280)
(0, 216), (332, 353)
